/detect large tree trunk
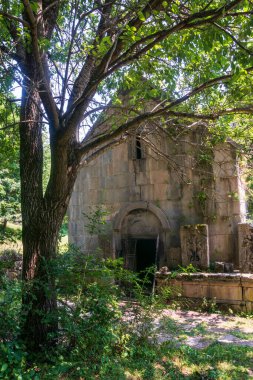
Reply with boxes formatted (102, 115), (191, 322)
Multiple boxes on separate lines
(19, 75), (79, 352)
(21, 222), (60, 351)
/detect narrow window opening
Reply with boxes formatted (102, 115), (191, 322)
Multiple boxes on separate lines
(136, 135), (142, 159)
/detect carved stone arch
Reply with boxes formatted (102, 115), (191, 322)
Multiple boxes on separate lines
(113, 201), (170, 268)
(113, 201), (170, 232)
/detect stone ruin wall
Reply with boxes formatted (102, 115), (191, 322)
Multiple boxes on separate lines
(68, 131), (248, 270)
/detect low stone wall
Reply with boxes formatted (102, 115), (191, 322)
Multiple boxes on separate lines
(156, 272), (253, 312)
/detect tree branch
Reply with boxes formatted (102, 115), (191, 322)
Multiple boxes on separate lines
(21, 0), (60, 131)
(64, 0), (165, 121)
(165, 66), (253, 109)
(107, 0), (243, 70)
(0, 44), (24, 62)
(64, 0), (243, 130)
(67, 0), (115, 109)
(0, 11), (30, 26)
(80, 135), (127, 163)
(213, 22), (253, 56)
(106, 0), (243, 75)
(77, 66), (253, 157)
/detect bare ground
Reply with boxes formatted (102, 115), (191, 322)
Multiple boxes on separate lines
(154, 309), (253, 350)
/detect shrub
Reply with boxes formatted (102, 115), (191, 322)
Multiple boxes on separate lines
(0, 246), (169, 378)
(0, 277), (22, 341)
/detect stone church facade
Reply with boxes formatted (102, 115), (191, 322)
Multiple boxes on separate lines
(68, 120), (251, 272)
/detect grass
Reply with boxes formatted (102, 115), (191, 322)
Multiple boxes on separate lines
(151, 313), (253, 379)
(230, 330), (253, 340)
(189, 322), (208, 335)
(77, 342), (253, 380)
(36, 340), (253, 379)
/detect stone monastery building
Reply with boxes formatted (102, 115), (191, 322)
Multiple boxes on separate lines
(68, 104), (252, 273)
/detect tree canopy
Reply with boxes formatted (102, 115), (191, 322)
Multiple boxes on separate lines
(0, 0), (253, 156)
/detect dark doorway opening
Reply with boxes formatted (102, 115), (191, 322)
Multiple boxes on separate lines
(136, 238), (157, 285)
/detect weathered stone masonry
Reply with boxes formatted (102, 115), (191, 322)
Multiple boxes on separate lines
(69, 124), (252, 272)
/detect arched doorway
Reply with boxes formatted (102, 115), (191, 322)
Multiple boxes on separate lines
(113, 202), (170, 274)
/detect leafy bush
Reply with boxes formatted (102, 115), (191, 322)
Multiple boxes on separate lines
(58, 215), (68, 242)
(0, 249), (22, 272)
(0, 277), (22, 341)
(1, 249), (253, 379)
(0, 342), (31, 380)
(0, 224), (22, 245)
(176, 264), (199, 273)
(29, 246), (164, 378)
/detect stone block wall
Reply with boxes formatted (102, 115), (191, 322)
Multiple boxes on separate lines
(68, 131), (245, 268)
(156, 273), (253, 312)
(208, 143), (246, 263)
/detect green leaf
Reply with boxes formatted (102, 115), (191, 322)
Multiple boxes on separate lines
(30, 1), (39, 13)
(1, 363), (8, 372)
(137, 11), (145, 22)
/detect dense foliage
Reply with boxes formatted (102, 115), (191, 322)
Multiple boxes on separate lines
(0, 249), (162, 378)
(0, 1), (253, 154)
(0, 99), (20, 225)
(1, 250), (253, 379)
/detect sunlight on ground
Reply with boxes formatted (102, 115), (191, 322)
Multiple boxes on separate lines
(125, 369), (143, 379)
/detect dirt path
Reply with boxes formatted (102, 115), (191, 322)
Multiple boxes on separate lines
(154, 309), (253, 350)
